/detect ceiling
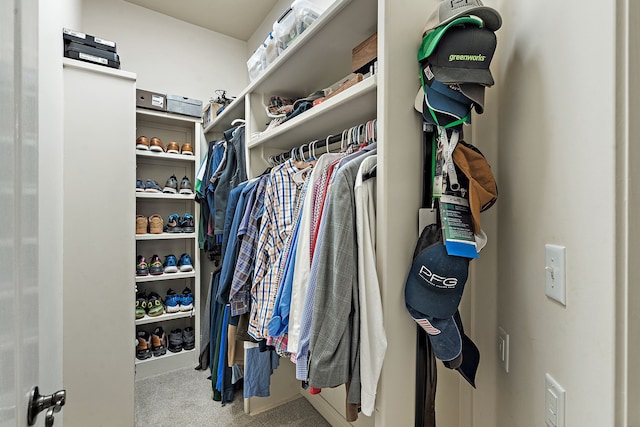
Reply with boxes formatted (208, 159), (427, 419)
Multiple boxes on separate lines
(125, 0), (280, 41)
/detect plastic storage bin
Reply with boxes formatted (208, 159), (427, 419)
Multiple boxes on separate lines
(263, 32), (279, 67)
(292, 0), (325, 34)
(273, 7), (298, 54)
(247, 44), (265, 81)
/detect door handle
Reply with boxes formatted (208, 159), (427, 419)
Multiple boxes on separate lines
(27, 386), (66, 426)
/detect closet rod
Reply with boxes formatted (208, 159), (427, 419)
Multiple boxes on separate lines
(270, 119), (376, 164)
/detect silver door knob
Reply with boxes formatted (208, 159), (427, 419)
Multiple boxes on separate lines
(27, 386), (66, 426)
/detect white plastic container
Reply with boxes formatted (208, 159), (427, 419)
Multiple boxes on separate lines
(292, 0), (325, 34)
(247, 44), (265, 81)
(273, 7), (298, 54)
(263, 32), (279, 67)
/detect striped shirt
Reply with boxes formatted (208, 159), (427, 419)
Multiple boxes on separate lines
(229, 175), (269, 316)
(249, 160), (302, 339)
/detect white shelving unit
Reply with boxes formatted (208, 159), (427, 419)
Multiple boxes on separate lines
(134, 108), (203, 380)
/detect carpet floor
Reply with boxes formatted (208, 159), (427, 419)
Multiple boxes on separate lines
(135, 366), (331, 426)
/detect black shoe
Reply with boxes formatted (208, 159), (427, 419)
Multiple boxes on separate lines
(182, 326), (195, 351)
(168, 328), (183, 353)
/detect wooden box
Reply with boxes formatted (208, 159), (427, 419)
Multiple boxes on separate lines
(352, 32), (378, 73)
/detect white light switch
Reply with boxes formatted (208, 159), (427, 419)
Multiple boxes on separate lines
(545, 373), (565, 427)
(497, 326), (509, 373)
(545, 244), (566, 305)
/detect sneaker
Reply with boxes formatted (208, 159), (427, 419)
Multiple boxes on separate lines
(136, 330), (152, 360)
(180, 287), (194, 312)
(163, 255), (178, 273)
(164, 214), (182, 233)
(178, 253), (193, 272)
(182, 327), (195, 351)
(162, 175), (178, 194)
(148, 254), (164, 275)
(180, 213), (195, 233)
(136, 215), (148, 234)
(149, 137), (165, 152)
(136, 179), (145, 192)
(148, 214), (163, 234)
(136, 256), (149, 276)
(168, 328), (183, 353)
(146, 291), (164, 317)
(144, 179), (163, 193)
(181, 143), (194, 156)
(166, 141), (180, 154)
(136, 136), (149, 151)
(179, 176), (193, 195)
(135, 291), (147, 319)
(165, 288), (181, 313)
(151, 327), (167, 357)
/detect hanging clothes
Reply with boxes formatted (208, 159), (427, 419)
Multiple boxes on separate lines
(229, 175), (269, 317)
(214, 126), (247, 235)
(287, 152), (344, 354)
(249, 159), (303, 340)
(308, 148), (377, 422)
(354, 155), (386, 417)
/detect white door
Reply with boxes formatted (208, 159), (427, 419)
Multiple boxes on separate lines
(0, 0), (64, 425)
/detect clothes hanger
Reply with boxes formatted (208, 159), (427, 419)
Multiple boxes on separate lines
(231, 118), (246, 126)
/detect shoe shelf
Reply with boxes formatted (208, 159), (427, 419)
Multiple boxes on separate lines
(136, 310), (194, 326)
(135, 348), (196, 380)
(136, 150), (198, 163)
(136, 232), (197, 241)
(136, 108), (202, 126)
(135, 271), (196, 283)
(136, 192), (196, 201)
(135, 108), (202, 381)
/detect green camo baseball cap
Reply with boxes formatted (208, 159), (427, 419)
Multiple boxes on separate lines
(418, 16), (484, 63)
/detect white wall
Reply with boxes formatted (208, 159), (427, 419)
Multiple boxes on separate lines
(474, 0), (617, 426)
(81, 0), (248, 103)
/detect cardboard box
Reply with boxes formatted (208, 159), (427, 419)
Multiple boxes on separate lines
(166, 95), (203, 118)
(203, 102), (224, 129)
(352, 32), (377, 73)
(136, 89), (166, 112)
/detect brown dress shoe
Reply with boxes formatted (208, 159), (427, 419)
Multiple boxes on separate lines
(136, 136), (149, 150)
(181, 143), (193, 156)
(149, 137), (165, 152)
(166, 141), (180, 154)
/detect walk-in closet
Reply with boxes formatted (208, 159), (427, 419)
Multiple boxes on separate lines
(5, 0), (639, 426)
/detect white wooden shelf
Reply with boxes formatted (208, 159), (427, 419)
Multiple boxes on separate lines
(136, 232), (196, 241)
(136, 108), (202, 125)
(134, 348), (195, 366)
(136, 150), (197, 163)
(135, 310), (194, 326)
(136, 192), (195, 201)
(135, 271), (196, 283)
(248, 75), (377, 151)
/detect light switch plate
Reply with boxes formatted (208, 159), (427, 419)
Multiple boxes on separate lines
(497, 326), (509, 373)
(545, 373), (565, 427)
(545, 244), (566, 305)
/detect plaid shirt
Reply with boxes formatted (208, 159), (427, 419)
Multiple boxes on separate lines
(229, 175), (269, 316)
(249, 160), (302, 339)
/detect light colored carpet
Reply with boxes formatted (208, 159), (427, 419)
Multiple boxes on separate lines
(135, 367), (331, 427)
